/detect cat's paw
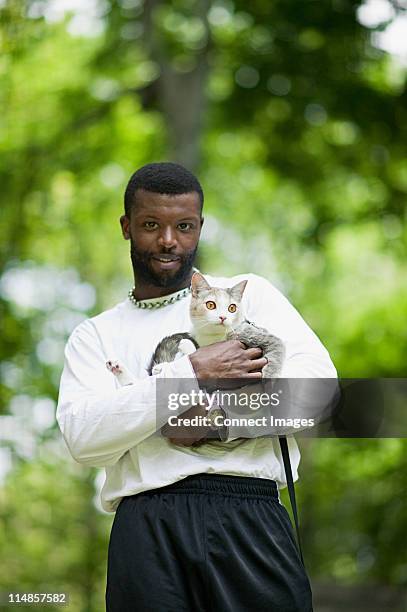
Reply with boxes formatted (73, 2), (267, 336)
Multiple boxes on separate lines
(151, 364), (163, 375)
(178, 338), (197, 356)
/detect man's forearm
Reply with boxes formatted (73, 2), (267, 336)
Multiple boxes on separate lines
(57, 355), (200, 467)
(210, 377), (339, 440)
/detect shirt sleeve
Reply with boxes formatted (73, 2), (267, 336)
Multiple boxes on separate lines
(244, 274), (337, 378)
(56, 320), (200, 468)
(224, 274), (338, 441)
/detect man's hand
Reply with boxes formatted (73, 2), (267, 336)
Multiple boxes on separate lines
(162, 340), (266, 446)
(189, 340), (266, 382)
(161, 403), (211, 447)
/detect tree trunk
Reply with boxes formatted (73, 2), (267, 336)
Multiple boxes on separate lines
(142, 0), (211, 170)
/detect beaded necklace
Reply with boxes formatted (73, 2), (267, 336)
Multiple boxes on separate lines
(128, 267), (200, 309)
(128, 286), (191, 309)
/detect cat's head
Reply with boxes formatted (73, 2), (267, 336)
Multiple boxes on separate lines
(190, 272), (247, 332)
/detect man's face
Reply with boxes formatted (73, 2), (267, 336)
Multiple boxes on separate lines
(120, 189), (203, 289)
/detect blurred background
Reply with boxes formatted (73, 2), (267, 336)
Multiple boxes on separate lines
(0, 0), (406, 610)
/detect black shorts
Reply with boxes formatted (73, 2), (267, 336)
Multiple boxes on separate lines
(106, 474), (312, 612)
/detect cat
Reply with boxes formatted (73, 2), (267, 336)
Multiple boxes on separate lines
(106, 272), (285, 385)
(147, 272), (285, 378)
(105, 272), (285, 447)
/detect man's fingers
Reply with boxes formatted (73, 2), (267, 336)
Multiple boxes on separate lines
(233, 340), (247, 350)
(244, 371), (263, 379)
(245, 347), (263, 359)
(247, 357), (268, 372)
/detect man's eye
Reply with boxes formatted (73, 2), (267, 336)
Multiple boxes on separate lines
(144, 222), (158, 230)
(178, 223), (192, 231)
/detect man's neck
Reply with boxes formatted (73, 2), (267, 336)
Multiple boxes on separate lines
(132, 272), (193, 300)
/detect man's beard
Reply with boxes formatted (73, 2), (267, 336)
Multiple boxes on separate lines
(130, 240), (197, 289)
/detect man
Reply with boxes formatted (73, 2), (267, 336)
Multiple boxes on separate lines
(57, 162), (336, 611)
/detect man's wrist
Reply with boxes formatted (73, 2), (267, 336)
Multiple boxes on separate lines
(188, 352), (205, 382)
(207, 396), (228, 441)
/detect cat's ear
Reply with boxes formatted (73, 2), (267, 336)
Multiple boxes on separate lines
(191, 272), (211, 297)
(229, 280), (248, 301)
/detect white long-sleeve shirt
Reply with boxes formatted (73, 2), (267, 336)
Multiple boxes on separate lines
(56, 272), (337, 512)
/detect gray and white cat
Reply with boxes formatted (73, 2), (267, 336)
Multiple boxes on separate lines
(148, 272), (285, 378)
(106, 272), (285, 384)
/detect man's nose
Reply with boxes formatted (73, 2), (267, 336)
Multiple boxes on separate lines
(157, 228), (177, 249)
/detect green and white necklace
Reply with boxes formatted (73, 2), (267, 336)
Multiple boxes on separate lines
(128, 268), (199, 309)
(128, 286), (191, 309)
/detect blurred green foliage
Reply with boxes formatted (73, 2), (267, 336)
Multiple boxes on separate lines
(0, 0), (406, 610)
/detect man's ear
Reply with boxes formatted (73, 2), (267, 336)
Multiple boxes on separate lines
(197, 216), (204, 239)
(120, 215), (130, 240)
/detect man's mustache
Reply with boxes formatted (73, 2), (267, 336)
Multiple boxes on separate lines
(130, 241), (198, 288)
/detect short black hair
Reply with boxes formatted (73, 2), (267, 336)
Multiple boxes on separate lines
(124, 162), (204, 217)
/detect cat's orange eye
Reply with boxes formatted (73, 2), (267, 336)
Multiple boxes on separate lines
(228, 304), (237, 313)
(206, 301), (216, 310)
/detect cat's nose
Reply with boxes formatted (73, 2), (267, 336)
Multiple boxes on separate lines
(219, 316), (226, 323)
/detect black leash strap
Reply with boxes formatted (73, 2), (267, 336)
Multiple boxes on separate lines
(279, 436), (304, 565)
